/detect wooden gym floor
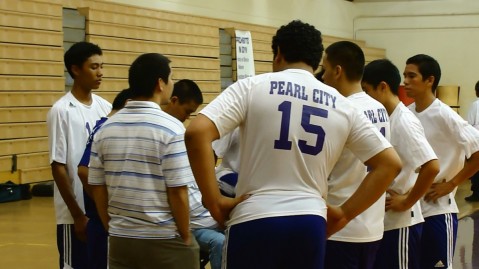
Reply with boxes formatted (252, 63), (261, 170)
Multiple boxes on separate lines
(1, 181), (478, 269)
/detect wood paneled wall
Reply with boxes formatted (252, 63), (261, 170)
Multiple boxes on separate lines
(0, 0), (385, 184)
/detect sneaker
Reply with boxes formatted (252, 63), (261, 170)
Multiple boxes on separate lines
(465, 193), (479, 202)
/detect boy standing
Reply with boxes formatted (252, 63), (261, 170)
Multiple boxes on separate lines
(362, 59), (439, 269)
(47, 41), (111, 269)
(405, 54), (479, 268)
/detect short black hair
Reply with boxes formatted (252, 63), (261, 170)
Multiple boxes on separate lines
(272, 20), (323, 71)
(325, 41), (365, 82)
(128, 53), (171, 98)
(314, 69), (325, 83)
(172, 79), (203, 105)
(64, 42), (102, 78)
(406, 54), (441, 92)
(112, 88), (134, 110)
(363, 59), (401, 95)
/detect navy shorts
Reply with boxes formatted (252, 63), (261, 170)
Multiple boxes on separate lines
(224, 215), (326, 269)
(87, 217), (108, 269)
(374, 223), (423, 269)
(325, 239), (381, 269)
(420, 213), (458, 268)
(57, 224), (87, 269)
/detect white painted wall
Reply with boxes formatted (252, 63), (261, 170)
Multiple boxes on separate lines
(104, 0), (357, 38)
(355, 0), (479, 117)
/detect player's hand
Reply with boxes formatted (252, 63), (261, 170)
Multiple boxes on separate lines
(385, 189), (410, 212)
(73, 215), (89, 242)
(424, 179), (454, 203)
(326, 205), (349, 238)
(211, 194), (250, 228)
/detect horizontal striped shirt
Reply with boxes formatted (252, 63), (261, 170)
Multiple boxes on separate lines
(89, 101), (194, 239)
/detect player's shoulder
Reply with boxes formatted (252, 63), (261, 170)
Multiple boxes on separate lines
(92, 93), (112, 107)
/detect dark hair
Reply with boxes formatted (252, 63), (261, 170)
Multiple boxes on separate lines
(406, 54), (441, 92)
(271, 20), (323, 71)
(325, 41), (365, 82)
(314, 68), (325, 83)
(112, 88), (134, 110)
(64, 42), (102, 78)
(172, 79), (203, 105)
(363, 59), (401, 95)
(128, 53), (171, 98)
(475, 81), (479, 97)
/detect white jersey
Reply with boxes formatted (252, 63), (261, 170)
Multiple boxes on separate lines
(328, 92), (390, 242)
(384, 102), (437, 231)
(200, 69), (391, 227)
(409, 99), (479, 217)
(213, 127), (240, 176)
(467, 98), (479, 130)
(47, 91), (111, 224)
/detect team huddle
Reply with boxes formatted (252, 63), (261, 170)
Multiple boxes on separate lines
(47, 20), (479, 269)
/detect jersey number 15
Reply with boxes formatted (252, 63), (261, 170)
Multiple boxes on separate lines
(274, 101), (328, 156)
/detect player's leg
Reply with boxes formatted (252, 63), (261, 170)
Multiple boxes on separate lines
(420, 214), (458, 268)
(57, 224), (87, 269)
(374, 223), (423, 269)
(86, 217), (108, 269)
(224, 215), (326, 269)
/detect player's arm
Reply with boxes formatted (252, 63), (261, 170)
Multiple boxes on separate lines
(166, 185), (191, 244)
(51, 161), (88, 241)
(387, 159), (439, 211)
(78, 165), (94, 199)
(327, 147), (402, 237)
(425, 151), (479, 202)
(90, 184), (110, 231)
(185, 114), (246, 226)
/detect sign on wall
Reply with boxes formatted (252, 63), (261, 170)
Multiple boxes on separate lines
(235, 30), (255, 80)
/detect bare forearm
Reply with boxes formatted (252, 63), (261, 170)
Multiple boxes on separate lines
(185, 115), (221, 214)
(404, 159), (439, 208)
(51, 162), (84, 219)
(450, 151), (479, 187)
(91, 185), (110, 231)
(77, 165), (94, 199)
(167, 186), (190, 240)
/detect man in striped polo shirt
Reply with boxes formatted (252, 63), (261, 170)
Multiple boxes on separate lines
(88, 53), (199, 269)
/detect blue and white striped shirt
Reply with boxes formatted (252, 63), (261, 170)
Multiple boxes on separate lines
(89, 101), (194, 239)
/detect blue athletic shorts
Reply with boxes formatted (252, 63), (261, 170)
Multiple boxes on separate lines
(420, 213), (458, 268)
(223, 215), (326, 269)
(57, 224), (87, 269)
(374, 223), (423, 269)
(325, 239), (381, 269)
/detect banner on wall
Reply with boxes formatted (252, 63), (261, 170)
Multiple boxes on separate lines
(235, 30), (255, 80)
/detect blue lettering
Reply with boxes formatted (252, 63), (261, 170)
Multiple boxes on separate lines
(270, 81), (278, 94)
(285, 82), (294, 97)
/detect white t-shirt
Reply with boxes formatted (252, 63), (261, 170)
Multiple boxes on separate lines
(409, 99), (479, 217)
(384, 102), (437, 231)
(467, 98), (479, 130)
(328, 92), (390, 242)
(47, 92), (111, 224)
(213, 127), (240, 175)
(200, 69), (391, 226)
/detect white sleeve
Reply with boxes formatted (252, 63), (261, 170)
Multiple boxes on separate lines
(396, 115), (437, 170)
(447, 109), (479, 158)
(200, 79), (250, 137)
(346, 109), (392, 163)
(467, 101), (479, 128)
(88, 134), (105, 185)
(47, 105), (68, 165)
